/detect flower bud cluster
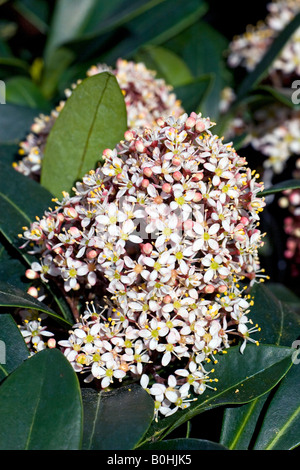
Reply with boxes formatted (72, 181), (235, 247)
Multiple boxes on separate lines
(228, 0), (300, 75)
(21, 111), (265, 418)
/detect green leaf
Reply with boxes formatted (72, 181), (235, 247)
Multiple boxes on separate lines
(236, 11), (300, 100)
(219, 283), (300, 450)
(0, 57), (29, 79)
(135, 45), (193, 87)
(0, 314), (29, 383)
(0, 348), (83, 450)
(0, 161), (74, 324)
(253, 363), (300, 450)
(5, 76), (50, 110)
(40, 72), (127, 197)
(0, 104), (39, 144)
(174, 74), (214, 114)
(258, 179), (300, 197)
(220, 395), (268, 450)
(99, 0), (208, 65)
(0, 240), (28, 290)
(0, 161), (53, 264)
(82, 384), (154, 450)
(44, 0), (97, 62)
(249, 283), (300, 347)
(139, 344), (293, 446)
(164, 21), (229, 120)
(0, 281), (72, 326)
(141, 437), (228, 450)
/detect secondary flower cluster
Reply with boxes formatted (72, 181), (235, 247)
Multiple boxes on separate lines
(13, 59), (183, 179)
(228, 0), (300, 75)
(21, 112), (265, 418)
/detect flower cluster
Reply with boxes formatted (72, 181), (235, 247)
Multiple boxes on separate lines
(18, 311), (56, 354)
(13, 59), (183, 179)
(21, 111), (265, 418)
(228, 0), (300, 75)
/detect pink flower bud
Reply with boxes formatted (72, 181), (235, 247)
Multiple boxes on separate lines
(141, 178), (150, 188)
(173, 171), (183, 181)
(163, 295), (172, 304)
(162, 183), (172, 194)
(27, 286), (39, 297)
(185, 117), (196, 129)
(141, 243), (153, 255)
(25, 269), (39, 280)
(143, 167), (153, 177)
(172, 156), (181, 166)
(135, 140), (145, 152)
(204, 284), (215, 294)
(193, 192), (202, 203)
(183, 219), (194, 231)
(218, 285), (227, 293)
(47, 338), (56, 349)
(196, 120), (206, 132)
(86, 249), (98, 259)
(240, 216), (249, 226)
(124, 130), (134, 141)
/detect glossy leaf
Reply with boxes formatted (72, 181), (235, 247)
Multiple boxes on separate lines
(0, 104), (39, 144)
(0, 348), (83, 450)
(0, 160), (53, 264)
(44, 0), (97, 61)
(82, 384), (154, 450)
(135, 45), (193, 87)
(141, 438), (228, 450)
(40, 72), (127, 197)
(253, 363), (300, 450)
(0, 281), (72, 326)
(164, 21), (229, 120)
(100, 0), (208, 64)
(258, 179), (300, 197)
(220, 283), (300, 450)
(174, 74), (213, 114)
(5, 76), (50, 110)
(0, 314), (29, 383)
(139, 344), (293, 445)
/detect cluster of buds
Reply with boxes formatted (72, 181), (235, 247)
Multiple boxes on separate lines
(13, 59), (183, 179)
(228, 0), (300, 75)
(21, 111), (265, 418)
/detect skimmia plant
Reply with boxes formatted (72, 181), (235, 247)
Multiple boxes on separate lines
(0, 0), (300, 452)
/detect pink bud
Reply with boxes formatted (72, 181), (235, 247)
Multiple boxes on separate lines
(204, 284), (215, 294)
(185, 116), (196, 129)
(143, 167), (153, 177)
(173, 171), (183, 181)
(141, 178), (150, 188)
(156, 117), (165, 127)
(183, 219), (194, 231)
(141, 243), (153, 255)
(196, 120), (206, 132)
(25, 269), (39, 280)
(124, 130), (134, 141)
(240, 216), (249, 226)
(218, 285), (227, 293)
(193, 192), (202, 203)
(162, 183), (172, 194)
(135, 140), (145, 152)
(86, 249), (98, 259)
(27, 286), (39, 297)
(172, 156), (181, 166)
(163, 295), (172, 304)
(47, 338), (56, 349)
(102, 148), (113, 158)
